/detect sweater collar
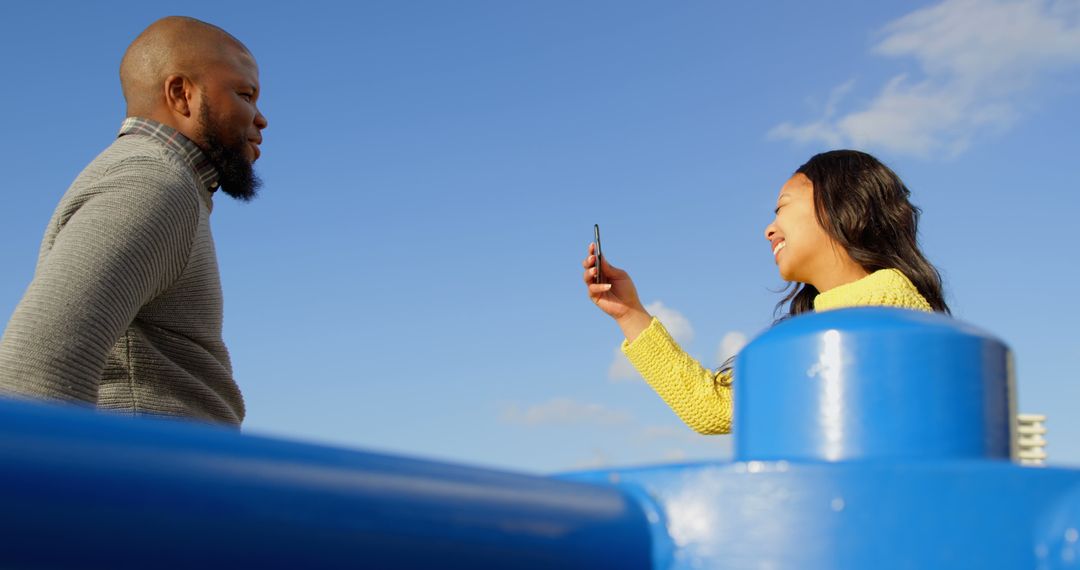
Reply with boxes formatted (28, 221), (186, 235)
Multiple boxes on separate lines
(813, 268), (922, 312)
(117, 117), (221, 194)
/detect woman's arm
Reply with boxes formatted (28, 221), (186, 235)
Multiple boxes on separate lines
(582, 245), (732, 435)
(623, 318), (732, 435)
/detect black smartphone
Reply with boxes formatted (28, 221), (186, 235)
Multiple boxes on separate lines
(593, 224), (603, 284)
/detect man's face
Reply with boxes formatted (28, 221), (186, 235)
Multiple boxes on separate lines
(195, 47), (268, 201)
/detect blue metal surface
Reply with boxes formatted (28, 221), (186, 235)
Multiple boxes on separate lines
(567, 459), (1080, 569)
(561, 308), (1075, 569)
(735, 308), (1012, 462)
(1036, 484), (1080, 568)
(0, 399), (652, 569)
(3, 307), (1079, 569)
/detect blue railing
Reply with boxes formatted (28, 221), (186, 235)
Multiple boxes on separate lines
(2, 308), (1077, 569)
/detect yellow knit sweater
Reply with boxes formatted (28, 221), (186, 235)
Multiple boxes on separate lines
(622, 269), (933, 435)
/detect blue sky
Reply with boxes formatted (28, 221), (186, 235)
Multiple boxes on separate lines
(1, 0), (1078, 473)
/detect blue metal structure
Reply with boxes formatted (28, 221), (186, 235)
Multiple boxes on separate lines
(735, 308), (1012, 463)
(0, 400), (651, 568)
(2, 307), (1079, 568)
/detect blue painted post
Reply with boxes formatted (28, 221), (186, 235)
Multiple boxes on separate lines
(734, 307), (1013, 462)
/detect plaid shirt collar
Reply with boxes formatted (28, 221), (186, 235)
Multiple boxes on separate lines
(118, 117), (220, 192)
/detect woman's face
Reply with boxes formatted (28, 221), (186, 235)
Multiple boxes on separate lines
(764, 174), (841, 286)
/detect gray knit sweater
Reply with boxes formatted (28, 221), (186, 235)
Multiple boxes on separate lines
(0, 126), (244, 425)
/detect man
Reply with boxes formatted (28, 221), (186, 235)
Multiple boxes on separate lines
(0, 16), (267, 426)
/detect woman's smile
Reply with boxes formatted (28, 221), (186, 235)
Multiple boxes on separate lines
(771, 239), (786, 262)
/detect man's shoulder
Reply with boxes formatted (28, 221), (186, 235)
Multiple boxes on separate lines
(93, 135), (200, 185)
(66, 135), (206, 204)
(53, 136), (206, 230)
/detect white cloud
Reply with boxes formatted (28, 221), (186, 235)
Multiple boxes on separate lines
(571, 449), (611, 470)
(639, 425), (699, 442)
(640, 424), (735, 459)
(663, 448), (688, 462)
(769, 0), (1080, 157)
(607, 345), (638, 381)
(562, 425), (733, 471)
(499, 398), (632, 427)
(716, 331), (748, 368)
(645, 301), (695, 343)
(608, 300), (695, 382)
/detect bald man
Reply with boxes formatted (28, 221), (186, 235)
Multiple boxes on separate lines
(0, 17), (267, 425)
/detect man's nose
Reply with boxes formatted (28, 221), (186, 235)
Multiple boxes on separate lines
(254, 108), (268, 130)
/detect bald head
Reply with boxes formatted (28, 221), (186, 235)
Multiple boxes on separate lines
(120, 16), (252, 116)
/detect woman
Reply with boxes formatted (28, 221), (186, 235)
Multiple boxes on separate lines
(582, 150), (949, 435)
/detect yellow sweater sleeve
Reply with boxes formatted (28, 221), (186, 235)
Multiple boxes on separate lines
(622, 318), (732, 435)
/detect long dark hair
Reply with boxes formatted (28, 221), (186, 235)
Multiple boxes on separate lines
(774, 150), (949, 321)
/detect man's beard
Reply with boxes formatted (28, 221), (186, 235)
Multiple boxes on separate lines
(198, 102), (262, 202)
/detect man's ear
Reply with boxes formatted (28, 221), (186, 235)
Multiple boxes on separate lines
(163, 74), (195, 117)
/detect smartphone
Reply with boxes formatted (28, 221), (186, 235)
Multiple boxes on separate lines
(593, 224), (603, 284)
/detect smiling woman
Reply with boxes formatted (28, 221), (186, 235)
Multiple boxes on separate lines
(581, 150), (948, 435)
(766, 173), (869, 293)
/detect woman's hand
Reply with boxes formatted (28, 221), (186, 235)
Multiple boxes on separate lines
(582, 243), (653, 342)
